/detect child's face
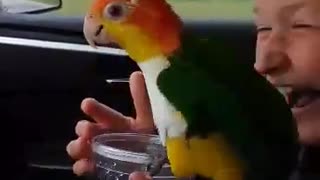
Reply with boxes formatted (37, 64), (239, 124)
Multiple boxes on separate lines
(254, 0), (320, 145)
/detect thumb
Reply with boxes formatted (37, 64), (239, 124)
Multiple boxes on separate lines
(129, 172), (152, 180)
(129, 71), (154, 131)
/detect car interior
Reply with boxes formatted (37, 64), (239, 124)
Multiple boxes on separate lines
(0, 0), (259, 180)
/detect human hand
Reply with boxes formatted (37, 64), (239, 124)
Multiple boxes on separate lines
(66, 71), (155, 176)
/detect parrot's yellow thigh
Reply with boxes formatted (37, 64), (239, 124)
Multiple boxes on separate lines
(166, 135), (245, 180)
(189, 134), (245, 180)
(166, 137), (194, 178)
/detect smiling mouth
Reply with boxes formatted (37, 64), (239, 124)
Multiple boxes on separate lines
(278, 88), (320, 109)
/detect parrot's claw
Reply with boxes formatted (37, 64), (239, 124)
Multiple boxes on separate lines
(147, 156), (169, 176)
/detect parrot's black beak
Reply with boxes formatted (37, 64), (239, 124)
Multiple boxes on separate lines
(83, 13), (116, 48)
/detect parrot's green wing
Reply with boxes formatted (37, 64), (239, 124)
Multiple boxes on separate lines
(157, 35), (300, 179)
(178, 34), (299, 144)
(158, 55), (253, 148)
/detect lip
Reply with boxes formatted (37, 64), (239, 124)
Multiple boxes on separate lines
(291, 97), (320, 119)
(276, 86), (320, 118)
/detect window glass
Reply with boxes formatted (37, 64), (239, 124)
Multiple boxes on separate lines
(53, 0), (253, 20)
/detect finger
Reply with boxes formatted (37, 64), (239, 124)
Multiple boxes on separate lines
(75, 120), (107, 139)
(129, 171), (152, 180)
(73, 159), (94, 176)
(66, 137), (92, 160)
(129, 72), (154, 130)
(81, 98), (130, 130)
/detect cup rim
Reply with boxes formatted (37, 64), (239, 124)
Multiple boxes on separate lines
(91, 132), (162, 164)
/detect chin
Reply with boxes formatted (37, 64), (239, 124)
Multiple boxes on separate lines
(295, 110), (320, 146)
(288, 97), (320, 145)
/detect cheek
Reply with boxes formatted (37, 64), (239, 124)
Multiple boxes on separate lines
(255, 42), (260, 61)
(254, 37), (265, 65)
(295, 105), (320, 145)
(288, 33), (320, 85)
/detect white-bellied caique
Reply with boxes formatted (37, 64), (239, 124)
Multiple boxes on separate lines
(83, 0), (301, 179)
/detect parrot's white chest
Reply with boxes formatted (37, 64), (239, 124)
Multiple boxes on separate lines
(138, 56), (188, 145)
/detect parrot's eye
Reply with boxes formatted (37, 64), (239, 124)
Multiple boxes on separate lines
(104, 2), (128, 21)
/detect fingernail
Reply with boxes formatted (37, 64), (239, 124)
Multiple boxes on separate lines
(145, 174), (152, 180)
(76, 120), (90, 136)
(81, 98), (97, 109)
(87, 97), (97, 102)
(66, 140), (75, 153)
(75, 121), (85, 136)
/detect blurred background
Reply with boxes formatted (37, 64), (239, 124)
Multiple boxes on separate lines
(32, 0), (253, 20)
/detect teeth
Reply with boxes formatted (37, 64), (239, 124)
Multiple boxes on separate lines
(276, 87), (320, 108)
(277, 87), (286, 96)
(276, 87), (294, 106)
(277, 87), (292, 96)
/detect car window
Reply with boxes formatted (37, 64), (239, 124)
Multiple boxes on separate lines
(53, 0), (253, 21)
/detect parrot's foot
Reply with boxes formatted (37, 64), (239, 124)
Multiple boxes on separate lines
(147, 156), (169, 176)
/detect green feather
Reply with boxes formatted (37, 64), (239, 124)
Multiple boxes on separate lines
(156, 34), (300, 179)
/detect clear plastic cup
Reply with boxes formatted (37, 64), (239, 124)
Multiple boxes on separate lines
(91, 133), (172, 180)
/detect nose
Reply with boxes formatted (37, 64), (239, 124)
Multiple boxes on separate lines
(254, 32), (291, 76)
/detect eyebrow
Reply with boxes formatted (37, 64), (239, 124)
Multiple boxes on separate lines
(253, 6), (258, 14)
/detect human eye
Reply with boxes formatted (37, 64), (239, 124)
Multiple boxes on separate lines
(256, 26), (272, 33)
(292, 23), (313, 29)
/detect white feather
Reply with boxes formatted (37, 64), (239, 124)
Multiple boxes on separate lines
(138, 56), (187, 145)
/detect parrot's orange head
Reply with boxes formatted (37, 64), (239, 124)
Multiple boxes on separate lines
(84, 0), (183, 62)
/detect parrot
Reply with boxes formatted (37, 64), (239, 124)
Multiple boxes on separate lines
(83, 0), (301, 179)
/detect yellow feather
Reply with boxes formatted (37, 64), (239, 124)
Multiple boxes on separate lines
(100, 11), (244, 180)
(166, 134), (245, 180)
(102, 21), (163, 62)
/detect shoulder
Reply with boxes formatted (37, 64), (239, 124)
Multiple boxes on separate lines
(289, 171), (320, 180)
